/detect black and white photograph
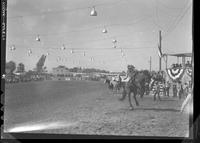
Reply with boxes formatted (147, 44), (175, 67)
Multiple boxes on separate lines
(2, 0), (193, 138)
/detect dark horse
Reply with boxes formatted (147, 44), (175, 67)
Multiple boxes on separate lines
(119, 71), (151, 110)
(139, 70), (151, 98)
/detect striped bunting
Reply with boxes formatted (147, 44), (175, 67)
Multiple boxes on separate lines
(167, 68), (185, 81)
(186, 68), (192, 77)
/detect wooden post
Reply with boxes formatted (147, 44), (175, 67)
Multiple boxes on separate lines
(149, 56), (152, 72)
(166, 55), (168, 69)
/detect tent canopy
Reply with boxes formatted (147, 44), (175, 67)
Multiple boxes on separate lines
(166, 53), (192, 57)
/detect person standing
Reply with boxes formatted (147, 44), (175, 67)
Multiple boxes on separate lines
(177, 81), (183, 99)
(165, 81), (170, 97)
(152, 80), (161, 101)
(117, 74), (122, 90)
(173, 82), (177, 97)
(158, 81), (165, 97)
(183, 82), (189, 97)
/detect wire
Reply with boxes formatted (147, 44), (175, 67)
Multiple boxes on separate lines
(157, 0), (189, 10)
(7, 42), (155, 51)
(152, 0), (165, 31)
(8, 14), (152, 38)
(7, 27), (155, 49)
(156, 3), (184, 18)
(7, 0), (123, 19)
(163, 3), (192, 38)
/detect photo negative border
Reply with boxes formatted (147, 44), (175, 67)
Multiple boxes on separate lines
(1, 0), (199, 142)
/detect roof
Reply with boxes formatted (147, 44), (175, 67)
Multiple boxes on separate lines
(166, 53), (192, 57)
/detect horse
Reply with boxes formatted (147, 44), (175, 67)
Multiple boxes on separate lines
(140, 70), (152, 97)
(104, 79), (113, 90)
(118, 71), (151, 110)
(105, 77), (123, 94)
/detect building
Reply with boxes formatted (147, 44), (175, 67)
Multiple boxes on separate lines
(52, 66), (72, 77)
(164, 52), (192, 69)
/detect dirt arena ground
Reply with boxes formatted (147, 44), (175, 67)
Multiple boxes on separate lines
(4, 80), (190, 137)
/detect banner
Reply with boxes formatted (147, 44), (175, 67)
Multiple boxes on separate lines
(166, 68), (185, 81)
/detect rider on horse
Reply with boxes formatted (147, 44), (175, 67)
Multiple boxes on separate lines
(124, 65), (138, 87)
(117, 74), (122, 84)
(128, 65), (137, 80)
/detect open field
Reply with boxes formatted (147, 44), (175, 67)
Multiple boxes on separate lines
(4, 80), (190, 137)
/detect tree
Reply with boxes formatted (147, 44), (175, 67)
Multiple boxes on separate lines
(69, 67), (81, 73)
(16, 63), (25, 73)
(36, 55), (46, 73)
(6, 61), (16, 74)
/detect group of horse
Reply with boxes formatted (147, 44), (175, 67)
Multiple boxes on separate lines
(104, 70), (167, 110)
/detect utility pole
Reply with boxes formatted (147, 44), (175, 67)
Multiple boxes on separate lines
(149, 56), (152, 72)
(159, 30), (162, 71)
(165, 55), (168, 69)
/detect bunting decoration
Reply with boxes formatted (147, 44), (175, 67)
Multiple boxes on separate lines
(166, 67), (185, 81)
(185, 67), (192, 77)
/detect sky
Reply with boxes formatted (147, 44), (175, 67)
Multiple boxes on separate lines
(6, 0), (192, 72)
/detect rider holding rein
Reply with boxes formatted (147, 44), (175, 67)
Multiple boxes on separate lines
(125, 65), (138, 83)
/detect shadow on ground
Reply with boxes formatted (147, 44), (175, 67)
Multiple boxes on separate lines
(135, 107), (180, 112)
(119, 107), (180, 112)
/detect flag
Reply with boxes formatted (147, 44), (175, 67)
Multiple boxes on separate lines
(158, 44), (162, 58)
(163, 54), (167, 62)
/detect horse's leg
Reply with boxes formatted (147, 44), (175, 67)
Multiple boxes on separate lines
(119, 87), (126, 101)
(133, 91), (139, 106)
(111, 85), (114, 92)
(116, 85), (119, 94)
(158, 90), (161, 101)
(178, 89), (181, 99)
(128, 91), (134, 110)
(153, 91), (157, 101)
(140, 88), (145, 99)
(146, 87), (149, 96)
(113, 85), (117, 95)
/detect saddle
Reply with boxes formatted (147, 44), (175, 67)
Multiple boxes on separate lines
(129, 76), (141, 89)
